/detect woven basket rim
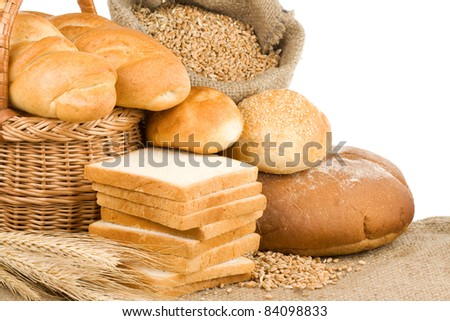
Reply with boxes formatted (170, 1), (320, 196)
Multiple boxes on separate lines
(0, 107), (145, 143)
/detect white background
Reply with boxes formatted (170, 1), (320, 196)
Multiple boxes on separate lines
(18, 0), (450, 221)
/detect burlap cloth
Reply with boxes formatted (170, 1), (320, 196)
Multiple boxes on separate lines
(107, 0), (305, 103)
(1, 217), (449, 301)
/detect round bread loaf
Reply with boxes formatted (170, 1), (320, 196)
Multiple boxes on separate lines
(256, 146), (415, 256)
(146, 86), (244, 154)
(228, 89), (331, 174)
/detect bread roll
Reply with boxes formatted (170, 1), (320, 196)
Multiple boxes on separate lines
(9, 36), (77, 83)
(227, 89), (331, 174)
(9, 13), (117, 122)
(66, 24), (191, 111)
(256, 146), (415, 256)
(20, 11), (53, 19)
(48, 13), (118, 41)
(146, 87), (244, 154)
(10, 12), (62, 46)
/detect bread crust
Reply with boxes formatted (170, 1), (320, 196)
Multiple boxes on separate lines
(9, 13), (118, 122)
(257, 146), (415, 255)
(10, 50), (117, 122)
(230, 89), (331, 174)
(146, 86), (244, 154)
(73, 26), (191, 111)
(49, 13), (118, 41)
(10, 13), (62, 46)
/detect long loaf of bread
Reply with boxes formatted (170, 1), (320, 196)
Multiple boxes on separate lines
(49, 13), (191, 112)
(9, 13), (118, 122)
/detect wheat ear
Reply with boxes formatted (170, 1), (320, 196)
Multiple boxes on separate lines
(0, 231), (160, 301)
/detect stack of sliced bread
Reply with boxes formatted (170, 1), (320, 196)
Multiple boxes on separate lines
(84, 147), (266, 297)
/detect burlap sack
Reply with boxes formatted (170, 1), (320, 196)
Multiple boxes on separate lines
(107, 0), (305, 102)
(1, 217), (449, 301)
(184, 217), (450, 301)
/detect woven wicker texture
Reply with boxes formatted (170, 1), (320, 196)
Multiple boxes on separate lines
(0, 0), (145, 232)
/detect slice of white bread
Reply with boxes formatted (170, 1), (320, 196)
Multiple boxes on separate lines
(92, 181), (262, 214)
(89, 231), (260, 274)
(155, 273), (252, 298)
(101, 208), (263, 241)
(138, 257), (254, 292)
(97, 193), (267, 230)
(89, 220), (256, 258)
(84, 148), (258, 201)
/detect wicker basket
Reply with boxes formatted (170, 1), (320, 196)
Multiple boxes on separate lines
(0, 0), (145, 232)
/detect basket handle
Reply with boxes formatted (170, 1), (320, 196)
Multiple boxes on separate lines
(0, 0), (97, 111)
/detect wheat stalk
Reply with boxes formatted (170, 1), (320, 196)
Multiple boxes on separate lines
(1, 232), (122, 268)
(0, 268), (41, 301)
(0, 231), (166, 301)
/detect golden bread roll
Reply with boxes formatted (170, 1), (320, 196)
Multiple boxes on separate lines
(8, 13), (117, 122)
(10, 50), (118, 122)
(146, 87), (244, 154)
(48, 13), (118, 41)
(63, 23), (191, 111)
(20, 11), (53, 19)
(227, 89), (331, 174)
(10, 12), (62, 46)
(9, 36), (78, 82)
(256, 146), (415, 256)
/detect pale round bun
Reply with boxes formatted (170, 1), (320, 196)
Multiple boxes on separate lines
(228, 89), (331, 174)
(256, 146), (415, 256)
(146, 87), (244, 154)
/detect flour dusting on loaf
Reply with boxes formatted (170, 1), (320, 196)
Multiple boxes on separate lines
(306, 158), (395, 190)
(257, 146), (414, 256)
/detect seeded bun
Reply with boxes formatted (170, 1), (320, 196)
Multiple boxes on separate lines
(227, 89), (331, 174)
(256, 146), (415, 256)
(146, 87), (244, 154)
